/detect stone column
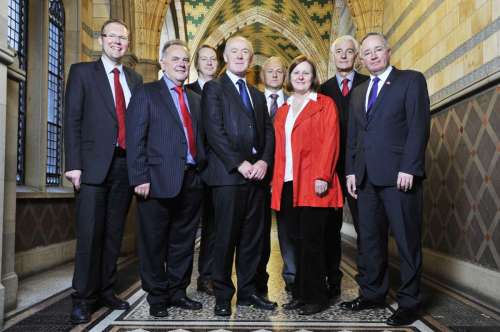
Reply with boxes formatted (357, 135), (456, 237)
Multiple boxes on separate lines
(0, 0), (19, 325)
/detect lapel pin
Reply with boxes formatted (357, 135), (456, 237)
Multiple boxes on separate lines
(386, 81), (391, 85)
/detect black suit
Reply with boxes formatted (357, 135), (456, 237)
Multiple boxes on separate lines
(346, 67), (430, 309)
(202, 73), (274, 303)
(126, 79), (206, 305)
(64, 59), (142, 303)
(319, 72), (368, 291)
(185, 80), (203, 95)
(186, 79), (215, 289)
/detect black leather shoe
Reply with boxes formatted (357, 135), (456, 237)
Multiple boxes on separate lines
(170, 296), (202, 310)
(70, 303), (91, 324)
(237, 294), (277, 310)
(298, 303), (328, 315)
(101, 294), (130, 310)
(339, 296), (385, 311)
(386, 307), (419, 326)
(255, 285), (268, 297)
(197, 279), (214, 295)
(149, 303), (168, 317)
(282, 299), (304, 310)
(214, 302), (231, 316)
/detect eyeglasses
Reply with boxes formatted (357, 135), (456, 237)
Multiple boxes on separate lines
(101, 33), (129, 42)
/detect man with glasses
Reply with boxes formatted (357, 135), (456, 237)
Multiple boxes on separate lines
(64, 19), (142, 324)
(341, 32), (430, 326)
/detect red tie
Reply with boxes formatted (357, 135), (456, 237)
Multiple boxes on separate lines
(112, 68), (126, 149)
(341, 78), (350, 96)
(174, 86), (196, 158)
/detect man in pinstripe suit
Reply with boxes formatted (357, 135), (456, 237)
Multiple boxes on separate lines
(126, 40), (206, 317)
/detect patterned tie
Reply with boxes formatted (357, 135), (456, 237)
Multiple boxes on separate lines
(174, 86), (196, 158)
(269, 93), (279, 118)
(366, 76), (380, 119)
(341, 78), (350, 96)
(112, 68), (126, 149)
(236, 79), (254, 116)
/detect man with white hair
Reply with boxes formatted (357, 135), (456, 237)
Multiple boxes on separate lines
(202, 36), (276, 316)
(319, 34), (368, 303)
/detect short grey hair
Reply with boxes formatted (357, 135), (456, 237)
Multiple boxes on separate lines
(331, 35), (360, 54)
(161, 39), (189, 59)
(360, 32), (390, 49)
(223, 36), (254, 56)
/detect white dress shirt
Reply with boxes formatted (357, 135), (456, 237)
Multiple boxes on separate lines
(284, 92), (317, 182)
(365, 65), (393, 111)
(101, 55), (132, 107)
(226, 70), (254, 108)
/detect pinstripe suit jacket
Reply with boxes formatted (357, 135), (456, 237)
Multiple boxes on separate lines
(126, 79), (206, 199)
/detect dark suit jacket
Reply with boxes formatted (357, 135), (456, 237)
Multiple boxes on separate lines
(319, 72), (369, 180)
(64, 59), (142, 184)
(345, 67), (430, 186)
(202, 73), (274, 186)
(126, 79), (206, 198)
(185, 80), (202, 95)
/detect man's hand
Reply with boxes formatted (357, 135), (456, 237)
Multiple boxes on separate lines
(135, 183), (150, 199)
(238, 160), (254, 179)
(314, 179), (328, 196)
(397, 172), (414, 192)
(249, 160), (268, 180)
(65, 170), (82, 191)
(346, 174), (357, 199)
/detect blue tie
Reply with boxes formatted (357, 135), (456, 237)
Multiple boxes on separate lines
(366, 76), (380, 119)
(236, 79), (254, 116)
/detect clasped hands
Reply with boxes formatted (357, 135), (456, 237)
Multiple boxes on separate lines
(238, 160), (268, 180)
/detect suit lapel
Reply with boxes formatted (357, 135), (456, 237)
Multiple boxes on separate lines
(94, 60), (117, 121)
(293, 98), (321, 129)
(249, 86), (264, 135)
(123, 66), (139, 92)
(154, 79), (184, 131)
(367, 68), (399, 123)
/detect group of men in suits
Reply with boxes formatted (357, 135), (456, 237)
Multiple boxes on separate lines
(65, 16), (429, 327)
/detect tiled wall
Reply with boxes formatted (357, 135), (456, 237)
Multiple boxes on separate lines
(423, 83), (500, 272)
(15, 198), (76, 252)
(384, 0), (499, 106)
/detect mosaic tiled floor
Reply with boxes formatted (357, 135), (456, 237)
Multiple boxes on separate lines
(83, 228), (435, 332)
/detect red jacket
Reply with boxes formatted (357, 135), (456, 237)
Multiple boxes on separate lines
(271, 93), (343, 211)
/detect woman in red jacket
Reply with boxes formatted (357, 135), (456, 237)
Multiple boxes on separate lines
(271, 55), (343, 315)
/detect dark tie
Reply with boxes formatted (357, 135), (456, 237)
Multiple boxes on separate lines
(174, 86), (196, 158)
(236, 79), (254, 116)
(269, 93), (279, 118)
(341, 78), (350, 96)
(366, 76), (380, 119)
(112, 68), (126, 149)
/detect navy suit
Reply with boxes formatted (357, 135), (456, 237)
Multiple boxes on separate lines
(202, 73), (274, 302)
(186, 80), (203, 95)
(64, 59), (142, 303)
(126, 79), (206, 305)
(319, 72), (368, 292)
(346, 67), (430, 309)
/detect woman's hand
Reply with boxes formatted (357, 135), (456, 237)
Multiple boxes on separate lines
(314, 179), (328, 196)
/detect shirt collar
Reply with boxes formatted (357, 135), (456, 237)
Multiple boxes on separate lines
(370, 65), (393, 82)
(197, 78), (206, 89)
(286, 91), (317, 105)
(265, 88), (284, 99)
(163, 74), (183, 91)
(226, 70), (246, 86)
(101, 55), (123, 74)
(335, 70), (355, 85)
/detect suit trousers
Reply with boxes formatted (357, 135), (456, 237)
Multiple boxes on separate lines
(211, 182), (266, 303)
(276, 192), (296, 287)
(278, 182), (329, 305)
(72, 154), (132, 302)
(255, 189), (272, 293)
(356, 177), (423, 310)
(197, 185), (215, 283)
(137, 169), (203, 306)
